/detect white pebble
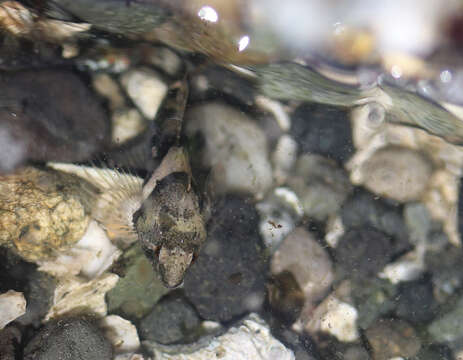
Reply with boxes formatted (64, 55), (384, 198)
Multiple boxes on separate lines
(0, 290), (26, 329)
(100, 315), (140, 354)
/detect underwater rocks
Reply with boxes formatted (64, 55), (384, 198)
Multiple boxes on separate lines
(0, 70), (109, 173)
(0, 167), (92, 262)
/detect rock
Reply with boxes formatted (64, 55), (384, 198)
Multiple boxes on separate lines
(360, 146), (433, 202)
(351, 278), (398, 330)
(305, 294), (359, 343)
(0, 167), (92, 262)
(334, 227), (394, 279)
(340, 190), (410, 251)
(271, 227), (333, 307)
(0, 69), (109, 172)
(343, 346), (370, 360)
(106, 243), (169, 319)
(45, 273), (118, 321)
(120, 67), (168, 120)
(92, 73), (126, 110)
(143, 313), (295, 360)
(256, 187), (303, 251)
(428, 296), (463, 343)
(145, 46), (183, 77)
(411, 344), (454, 360)
(290, 103), (354, 163)
(404, 202), (433, 245)
(139, 294), (200, 344)
(395, 278), (438, 323)
(37, 220), (121, 279)
(267, 271), (305, 325)
(0, 326), (21, 360)
(100, 315), (140, 354)
(365, 318), (421, 360)
(0, 290), (26, 329)
(271, 134), (298, 183)
(184, 102), (273, 198)
(288, 154), (352, 221)
(112, 108), (147, 145)
(16, 270), (56, 326)
(272, 329), (319, 360)
(24, 317), (113, 360)
(183, 196), (267, 322)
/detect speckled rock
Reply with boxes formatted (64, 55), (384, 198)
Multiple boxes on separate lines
(0, 167), (92, 262)
(0, 70), (109, 172)
(288, 154), (352, 221)
(183, 196), (267, 322)
(106, 243), (169, 319)
(184, 102), (273, 198)
(359, 146), (433, 202)
(365, 318), (421, 360)
(143, 313), (295, 360)
(335, 228), (394, 279)
(120, 67), (168, 120)
(24, 317), (113, 360)
(139, 294), (200, 344)
(111, 108), (147, 145)
(290, 103), (354, 163)
(271, 227), (333, 307)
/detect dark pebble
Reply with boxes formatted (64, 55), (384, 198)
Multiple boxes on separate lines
(183, 195), (268, 322)
(139, 294), (200, 344)
(23, 317), (113, 360)
(341, 190), (410, 253)
(290, 103), (354, 163)
(395, 277), (438, 323)
(411, 344), (454, 360)
(0, 326), (21, 360)
(0, 69), (109, 173)
(273, 329), (320, 360)
(335, 227), (394, 279)
(0, 248), (55, 326)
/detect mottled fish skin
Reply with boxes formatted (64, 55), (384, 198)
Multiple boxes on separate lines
(133, 172), (206, 288)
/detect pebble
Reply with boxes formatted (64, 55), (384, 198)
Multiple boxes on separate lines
(0, 69), (109, 172)
(290, 103), (354, 163)
(359, 146), (433, 202)
(351, 278), (398, 330)
(23, 317), (113, 360)
(100, 315), (140, 354)
(340, 190), (410, 250)
(412, 345), (454, 360)
(305, 295), (359, 343)
(288, 154), (352, 221)
(120, 67), (168, 120)
(335, 227), (394, 279)
(183, 196), (267, 322)
(395, 278), (437, 323)
(45, 273), (119, 321)
(428, 296), (463, 343)
(0, 167), (92, 262)
(184, 102), (273, 198)
(365, 318), (421, 360)
(271, 227), (333, 306)
(106, 243), (169, 319)
(37, 220), (121, 279)
(143, 313), (295, 360)
(139, 294), (200, 344)
(92, 73), (126, 110)
(0, 326), (21, 360)
(145, 45), (183, 77)
(112, 108), (147, 144)
(0, 290), (26, 329)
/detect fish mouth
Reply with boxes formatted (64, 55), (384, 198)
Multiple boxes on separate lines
(157, 246), (194, 288)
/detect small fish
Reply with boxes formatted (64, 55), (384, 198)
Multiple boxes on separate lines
(49, 146), (207, 288)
